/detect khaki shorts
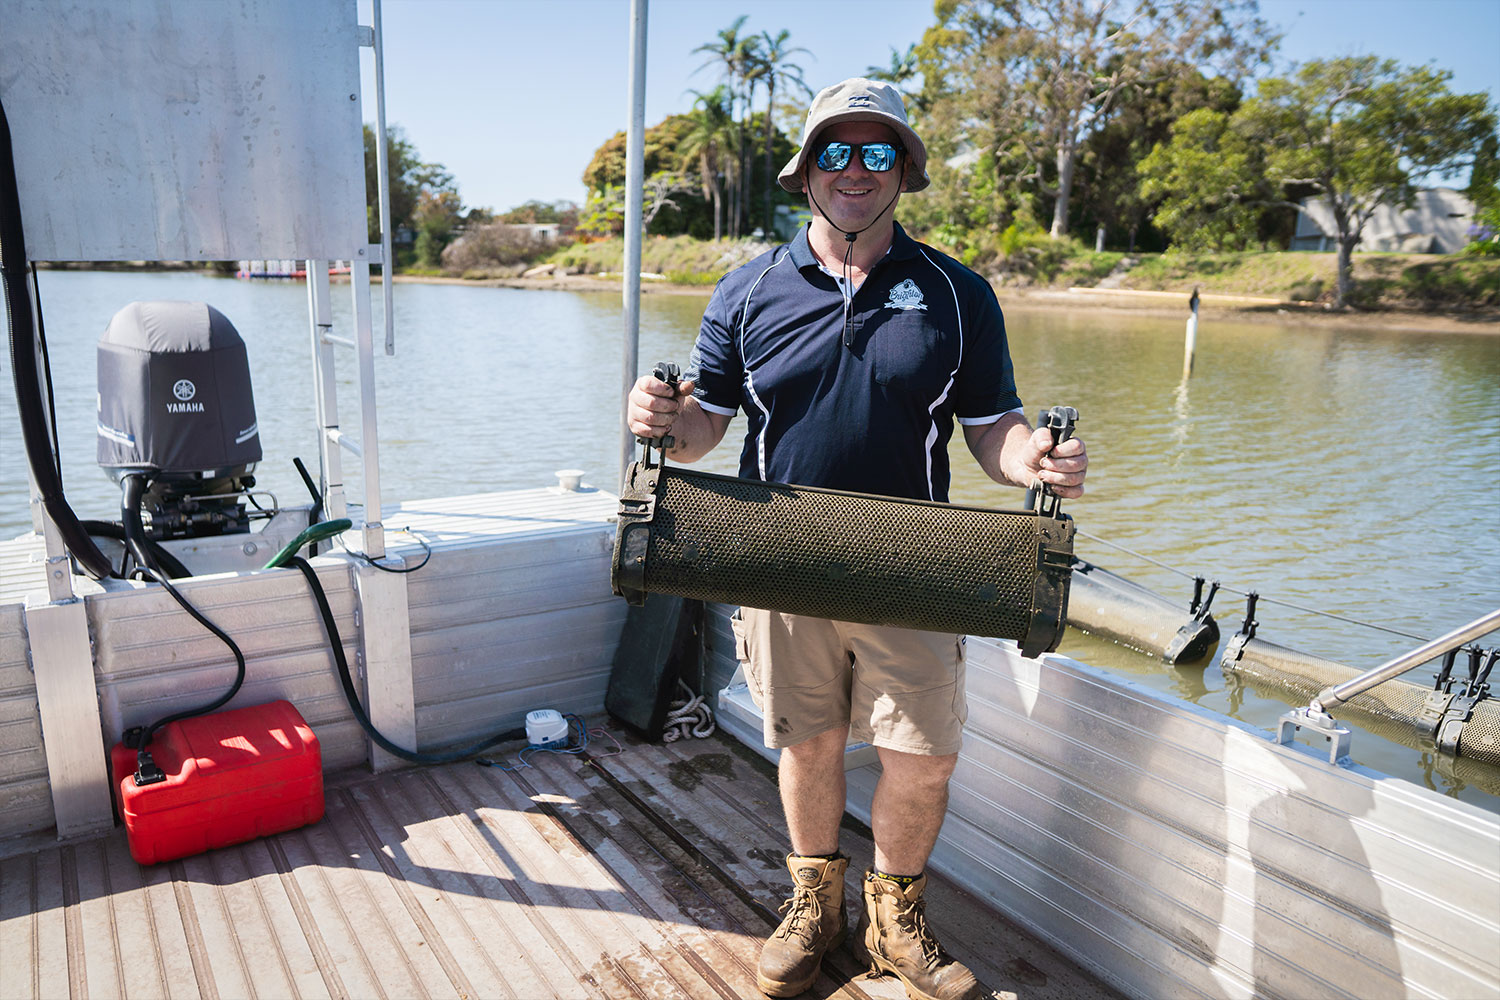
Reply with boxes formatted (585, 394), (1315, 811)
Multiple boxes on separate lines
(729, 608), (967, 755)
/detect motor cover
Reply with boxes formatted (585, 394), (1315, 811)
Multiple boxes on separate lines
(97, 300), (261, 478)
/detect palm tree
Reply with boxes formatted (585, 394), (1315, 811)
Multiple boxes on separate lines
(694, 18), (760, 237)
(867, 44), (918, 88)
(682, 87), (736, 240)
(755, 29), (811, 236)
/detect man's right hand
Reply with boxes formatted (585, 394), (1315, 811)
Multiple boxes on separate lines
(627, 373), (697, 442)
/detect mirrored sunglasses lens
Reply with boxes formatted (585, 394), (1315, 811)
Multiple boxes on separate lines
(816, 142), (852, 171)
(861, 144), (898, 171)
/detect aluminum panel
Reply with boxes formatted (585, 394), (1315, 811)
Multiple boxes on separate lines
(87, 558), (375, 773)
(1, 0), (366, 261)
(931, 638), (1500, 1000)
(404, 527), (624, 750)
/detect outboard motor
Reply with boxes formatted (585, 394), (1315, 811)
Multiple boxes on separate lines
(97, 301), (261, 540)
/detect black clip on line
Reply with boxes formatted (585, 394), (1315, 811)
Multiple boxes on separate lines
(1024, 405), (1079, 514)
(638, 362), (681, 467)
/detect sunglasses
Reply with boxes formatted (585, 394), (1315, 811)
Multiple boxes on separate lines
(814, 141), (904, 173)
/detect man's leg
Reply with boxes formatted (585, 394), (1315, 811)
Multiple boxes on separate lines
(870, 747), (955, 874)
(780, 725), (850, 856)
(737, 609), (855, 997)
(849, 624), (980, 1000)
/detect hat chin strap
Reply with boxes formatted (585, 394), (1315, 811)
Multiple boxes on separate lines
(805, 160), (904, 351)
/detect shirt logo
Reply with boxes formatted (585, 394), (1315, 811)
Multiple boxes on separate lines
(885, 278), (927, 311)
(173, 379), (197, 401)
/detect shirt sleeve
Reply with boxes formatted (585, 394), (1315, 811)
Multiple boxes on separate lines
(954, 278), (1023, 424)
(687, 278), (743, 417)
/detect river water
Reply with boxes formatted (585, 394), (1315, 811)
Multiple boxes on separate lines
(4, 269), (1499, 809)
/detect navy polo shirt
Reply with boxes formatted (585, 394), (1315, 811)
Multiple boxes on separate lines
(689, 222), (1022, 502)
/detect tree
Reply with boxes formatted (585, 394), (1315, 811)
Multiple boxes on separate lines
(362, 124), (466, 266)
(694, 17), (762, 238)
(363, 124), (422, 243)
(754, 29), (811, 234)
(868, 43), (919, 89)
(681, 88), (737, 240)
(921, 0), (1274, 239)
(1237, 57), (1497, 305)
(1069, 68), (1241, 251)
(1137, 107), (1261, 251)
(412, 182), (462, 269)
(500, 200), (577, 226)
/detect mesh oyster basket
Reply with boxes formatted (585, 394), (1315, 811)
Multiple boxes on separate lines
(611, 458), (1075, 658)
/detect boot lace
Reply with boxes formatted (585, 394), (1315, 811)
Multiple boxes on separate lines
(775, 881), (827, 944)
(891, 893), (945, 968)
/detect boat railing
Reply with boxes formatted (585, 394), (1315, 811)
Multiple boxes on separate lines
(1278, 607), (1500, 763)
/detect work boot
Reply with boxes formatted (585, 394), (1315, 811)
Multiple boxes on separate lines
(858, 871), (982, 1000)
(757, 853), (849, 997)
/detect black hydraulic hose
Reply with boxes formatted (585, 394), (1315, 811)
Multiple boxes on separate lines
(0, 94), (114, 579)
(286, 555), (526, 763)
(81, 519), (193, 580)
(121, 474), (247, 748)
(292, 457), (324, 555)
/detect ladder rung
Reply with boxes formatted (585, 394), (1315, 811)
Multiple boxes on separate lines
(326, 428), (362, 457)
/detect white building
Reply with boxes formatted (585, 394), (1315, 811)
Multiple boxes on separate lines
(1291, 188), (1475, 253)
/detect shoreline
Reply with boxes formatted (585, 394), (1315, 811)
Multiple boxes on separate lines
(395, 272), (1500, 336)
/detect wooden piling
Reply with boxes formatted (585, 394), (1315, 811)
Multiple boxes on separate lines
(1183, 286), (1200, 379)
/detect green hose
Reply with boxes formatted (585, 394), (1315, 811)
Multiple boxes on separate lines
(263, 518), (352, 569)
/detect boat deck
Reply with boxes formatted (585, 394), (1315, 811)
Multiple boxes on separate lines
(0, 728), (1120, 1000)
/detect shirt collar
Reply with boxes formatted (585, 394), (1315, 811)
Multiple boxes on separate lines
(790, 220), (919, 271)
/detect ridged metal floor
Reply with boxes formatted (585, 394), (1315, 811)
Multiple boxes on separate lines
(0, 730), (1119, 1000)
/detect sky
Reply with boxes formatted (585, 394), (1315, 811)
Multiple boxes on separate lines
(363, 0), (1500, 214)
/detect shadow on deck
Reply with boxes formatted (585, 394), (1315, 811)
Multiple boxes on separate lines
(1, 728), (1121, 1000)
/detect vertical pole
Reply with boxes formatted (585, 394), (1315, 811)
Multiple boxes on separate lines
(307, 263), (347, 519)
(1183, 286), (1200, 380)
(619, 0), (648, 491)
(351, 263), (385, 559)
(367, 0), (395, 355)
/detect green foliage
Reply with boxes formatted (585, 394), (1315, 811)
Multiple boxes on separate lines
(500, 200), (577, 226)
(1138, 108), (1261, 251)
(1389, 258), (1500, 306)
(1464, 139), (1500, 256)
(1465, 198), (1500, 257)
(919, 0), (1274, 239)
(363, 124), (468, 269)
(1236, 57), (1497, 304)
(547, 235), (775, 281)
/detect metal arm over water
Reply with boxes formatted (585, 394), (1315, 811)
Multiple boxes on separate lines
(1277, 608), (1500, 764)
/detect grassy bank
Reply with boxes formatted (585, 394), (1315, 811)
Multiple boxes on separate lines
(1116, 251), (1500, 311)
(512, 237), (1500, 314)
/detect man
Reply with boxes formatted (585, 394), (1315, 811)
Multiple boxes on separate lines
(627, 79), (1088, 1000)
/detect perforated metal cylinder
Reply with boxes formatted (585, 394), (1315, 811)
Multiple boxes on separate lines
(613, 463), (1074, 657)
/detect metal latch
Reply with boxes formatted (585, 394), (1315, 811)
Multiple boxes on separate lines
(1277, 705), (1352, 765)
(1024, 405), (1078, 518)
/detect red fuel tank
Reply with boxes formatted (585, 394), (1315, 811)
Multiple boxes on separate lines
(110, 699), (324, 865)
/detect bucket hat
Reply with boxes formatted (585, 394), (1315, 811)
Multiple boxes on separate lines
(777, 78), (929, 193)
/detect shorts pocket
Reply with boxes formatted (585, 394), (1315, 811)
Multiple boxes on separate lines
(953, 634), (969, 726)
(729, 608), (750, 664)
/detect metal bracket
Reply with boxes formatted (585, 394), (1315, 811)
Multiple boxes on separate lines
(1435, 693), (1483, 756)
(1277, 705), (1352, 765)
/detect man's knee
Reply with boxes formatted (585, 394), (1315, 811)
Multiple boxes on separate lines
(781, 725), (851, 764)
(876, 747), (957, 790)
